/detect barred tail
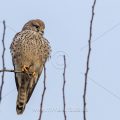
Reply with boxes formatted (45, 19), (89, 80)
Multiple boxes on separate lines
(16, 86), (27, 114)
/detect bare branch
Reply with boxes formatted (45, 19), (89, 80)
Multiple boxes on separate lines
(0, 69), (14, 72)
(63, 55), (67, 120)
(0, 20), (6, 102)
(83, 0), (96, 120)
(0, 69), (28, 73)
(38, 66), (47, 120)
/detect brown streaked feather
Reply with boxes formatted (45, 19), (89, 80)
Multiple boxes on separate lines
(26, 65), (44, 103)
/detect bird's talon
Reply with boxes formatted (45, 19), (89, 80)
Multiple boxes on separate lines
(32, 72), (36, 77)
(22, 65), (29, 72)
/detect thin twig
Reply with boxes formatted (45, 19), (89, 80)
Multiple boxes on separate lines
(0, 69), (28, 73)
(63, 55), (67, 120)
(38, 66), (47, 120)
(0, 20), (6, 102)
(0, 69), (20, 73)
(83, 0), (96, 120)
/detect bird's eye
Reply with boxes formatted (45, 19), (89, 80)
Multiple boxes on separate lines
(34, 25), (39, 28)
(32, 24), (40, 32)
(32, 23), (39, 28)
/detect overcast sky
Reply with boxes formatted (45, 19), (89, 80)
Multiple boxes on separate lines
(0, 0), (120, 120)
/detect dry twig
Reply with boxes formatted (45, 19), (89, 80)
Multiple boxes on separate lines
(0, 20), (6, 102)
(83, 0), (96, 120)
(0, 69), (21, 73)
(0, 69), (33, 73)
(63, 55), (67, 120)
(38, 66), (47, 120)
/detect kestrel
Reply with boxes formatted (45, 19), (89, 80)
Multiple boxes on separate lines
(10, 19), (51, 114)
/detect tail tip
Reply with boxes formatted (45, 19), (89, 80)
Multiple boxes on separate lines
(16, 104), (25, 115)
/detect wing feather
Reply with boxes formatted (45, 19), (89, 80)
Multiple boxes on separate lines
(10, 32), (21, 91)
(26, 65), (44, 103)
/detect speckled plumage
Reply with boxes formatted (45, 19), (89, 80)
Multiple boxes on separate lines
(10, 19), (51, 114)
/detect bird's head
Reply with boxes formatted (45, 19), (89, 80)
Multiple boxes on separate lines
(22, 19), (45, 35)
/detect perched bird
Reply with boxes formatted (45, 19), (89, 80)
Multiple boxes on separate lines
(10, 19), (51, 114)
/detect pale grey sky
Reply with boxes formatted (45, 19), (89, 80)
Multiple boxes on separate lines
(0, 0), (120, 120)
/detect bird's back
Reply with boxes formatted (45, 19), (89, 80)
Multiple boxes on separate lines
(10, 19), (51, 115)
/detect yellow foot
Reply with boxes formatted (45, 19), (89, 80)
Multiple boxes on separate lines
(32, 72), (36, 77)
(22, 65), (29, 72)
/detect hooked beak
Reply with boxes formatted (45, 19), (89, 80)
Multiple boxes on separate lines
(40, 29), (44, 35)
(41, 30), (44, 34)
